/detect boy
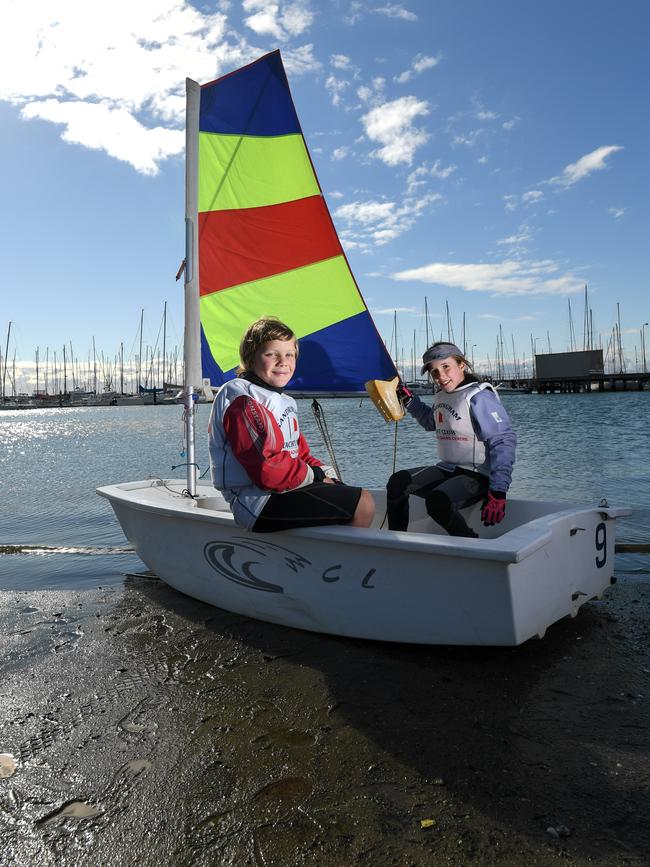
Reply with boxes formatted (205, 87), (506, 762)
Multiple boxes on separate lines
(208, 317), (375, 532)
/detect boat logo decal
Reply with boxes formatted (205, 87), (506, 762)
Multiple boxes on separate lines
(203, 537), (311, 593)
(204, 537), (379, 592)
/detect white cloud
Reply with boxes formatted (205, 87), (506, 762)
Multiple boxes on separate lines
(325, 75), (350, 107)
(21, 99), (184, 175)
(496, 224), (532, 247)
(0, 1), (247, 174)
(331, 146), (349, 160)
(375, 5), (417, 21)
(522, 190), (544, 203)
(395, 53), (441, 84)
(476, 110), (497, 121)
(607, 207), (625, 220)
(283, 44), (321, 75)
(343, 1), (364, 25)
(361, 96), (429, 166)
(502, 117), (520, 130)
(0, 1), (321, 176)
(242, 0), (314, 40)
(503, 194), (518, 212)
(330, 53), (351, 70)
(430, 159), (456, 179)
(547, 145), (623, 187)
(356, 77), (386, 107)
(406, 159), (455, 193)
(478, 155), (488, 165)
(333, 192), (442, 250)
(452, 129), (482, 147)
(391, 259), (586, 297)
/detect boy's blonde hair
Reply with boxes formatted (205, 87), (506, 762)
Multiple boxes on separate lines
(238, 317), (298, 373)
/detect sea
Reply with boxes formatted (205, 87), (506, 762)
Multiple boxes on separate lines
(1, 392), (648, 591)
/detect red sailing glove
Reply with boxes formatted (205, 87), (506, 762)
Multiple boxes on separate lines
(396, 380), (413, 406)
(481, 491), (506, 526)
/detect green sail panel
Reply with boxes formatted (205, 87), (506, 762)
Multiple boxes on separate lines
(200, 256), (365, 373)
(198, 132), (320, 213)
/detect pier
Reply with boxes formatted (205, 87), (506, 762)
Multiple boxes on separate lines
(495, 371), (650, 394)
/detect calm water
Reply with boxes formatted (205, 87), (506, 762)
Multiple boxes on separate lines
(1, 393), (648, 590)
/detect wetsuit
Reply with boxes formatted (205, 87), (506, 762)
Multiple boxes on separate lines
(387, 376), (516, 536)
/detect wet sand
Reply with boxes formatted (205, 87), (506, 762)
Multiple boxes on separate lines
(1, 573), (649, 866)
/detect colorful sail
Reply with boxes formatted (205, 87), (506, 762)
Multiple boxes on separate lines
(197, 50), (396, 391)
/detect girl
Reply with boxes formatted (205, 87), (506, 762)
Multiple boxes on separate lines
(387, 342), (516, 537)
(208, 317), (375, 532)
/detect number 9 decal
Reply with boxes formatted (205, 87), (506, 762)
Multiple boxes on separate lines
(595, 522), (607, 568)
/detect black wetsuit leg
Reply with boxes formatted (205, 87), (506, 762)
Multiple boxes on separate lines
(386, 465), (451, 531)
(423, 470), (488, 537)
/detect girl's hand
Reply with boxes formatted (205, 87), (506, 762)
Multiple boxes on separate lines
(481, 491), (506, 525)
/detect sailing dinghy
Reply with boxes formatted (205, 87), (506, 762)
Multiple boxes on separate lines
(98, 52), (630, 646)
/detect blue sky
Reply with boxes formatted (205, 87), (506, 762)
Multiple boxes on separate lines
(1, 0), (648, 389)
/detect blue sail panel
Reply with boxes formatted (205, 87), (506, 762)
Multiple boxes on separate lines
(288, 312), (395, 391)
(201, 313), (395, 392)
(200, 50), (300, 137)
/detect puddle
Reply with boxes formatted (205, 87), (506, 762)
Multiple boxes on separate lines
(37, 800), (101, 826)
(0, 753), (17, 778)
(121, 758), (152, 776)
(252, 776), (312, 805)
(254, 729), (316, 749)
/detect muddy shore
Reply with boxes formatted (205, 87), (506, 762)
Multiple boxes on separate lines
(1, 572), (648, 866)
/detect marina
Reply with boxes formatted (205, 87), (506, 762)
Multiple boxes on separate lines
(1, 6), (648, 862)
(1, 396), (649, 864)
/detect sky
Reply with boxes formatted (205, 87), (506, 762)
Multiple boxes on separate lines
(1, 0), (648, 390)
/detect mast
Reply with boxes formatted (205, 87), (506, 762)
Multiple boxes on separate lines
(35, 347), (39, 396)
(162, 300), (167, 391)
(137, 308), (144, 396)
(93, 337), (97, 394)
(2, 321), (10, 402)
(424, 296), (430, 347)
(63, 344), (67, 395)
(184, 78), (202, 496)
(568, 298), (576, 352)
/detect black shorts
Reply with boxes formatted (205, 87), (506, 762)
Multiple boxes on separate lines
(252, 482), (363, 533)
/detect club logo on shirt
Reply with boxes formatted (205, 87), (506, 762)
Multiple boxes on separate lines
(491, 411), (503, 423)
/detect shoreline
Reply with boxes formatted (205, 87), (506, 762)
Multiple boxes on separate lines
(1, 573), (649, 865)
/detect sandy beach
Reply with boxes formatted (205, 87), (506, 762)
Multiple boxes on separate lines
(1, 570), (648, 866)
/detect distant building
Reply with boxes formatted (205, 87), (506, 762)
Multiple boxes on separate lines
(535, 349), (604, 380)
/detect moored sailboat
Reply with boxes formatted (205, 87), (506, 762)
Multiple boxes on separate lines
(98, 51), (630, 646)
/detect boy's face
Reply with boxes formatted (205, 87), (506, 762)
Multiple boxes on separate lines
(252, 338), (297, 388)
(427, 355), (466, 392)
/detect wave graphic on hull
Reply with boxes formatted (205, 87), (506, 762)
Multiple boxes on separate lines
(203, 538), (312, 593)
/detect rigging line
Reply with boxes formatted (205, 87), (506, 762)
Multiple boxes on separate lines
(379, 420), (400, 530)
(310, 399), (342, 482)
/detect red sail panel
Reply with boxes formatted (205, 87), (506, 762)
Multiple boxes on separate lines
(198, 195), (343, 296)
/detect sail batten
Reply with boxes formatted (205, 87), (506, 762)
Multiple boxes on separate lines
(198, 50), (396, 392)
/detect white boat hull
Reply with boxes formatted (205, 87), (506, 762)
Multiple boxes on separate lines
(97, 480), (630, 646)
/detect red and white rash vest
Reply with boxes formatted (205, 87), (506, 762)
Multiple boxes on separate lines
(207, 377), (327, 529)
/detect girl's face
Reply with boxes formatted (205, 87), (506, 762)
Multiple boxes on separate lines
(252, 339), (297, 388)
(427, 355), (466, 392)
